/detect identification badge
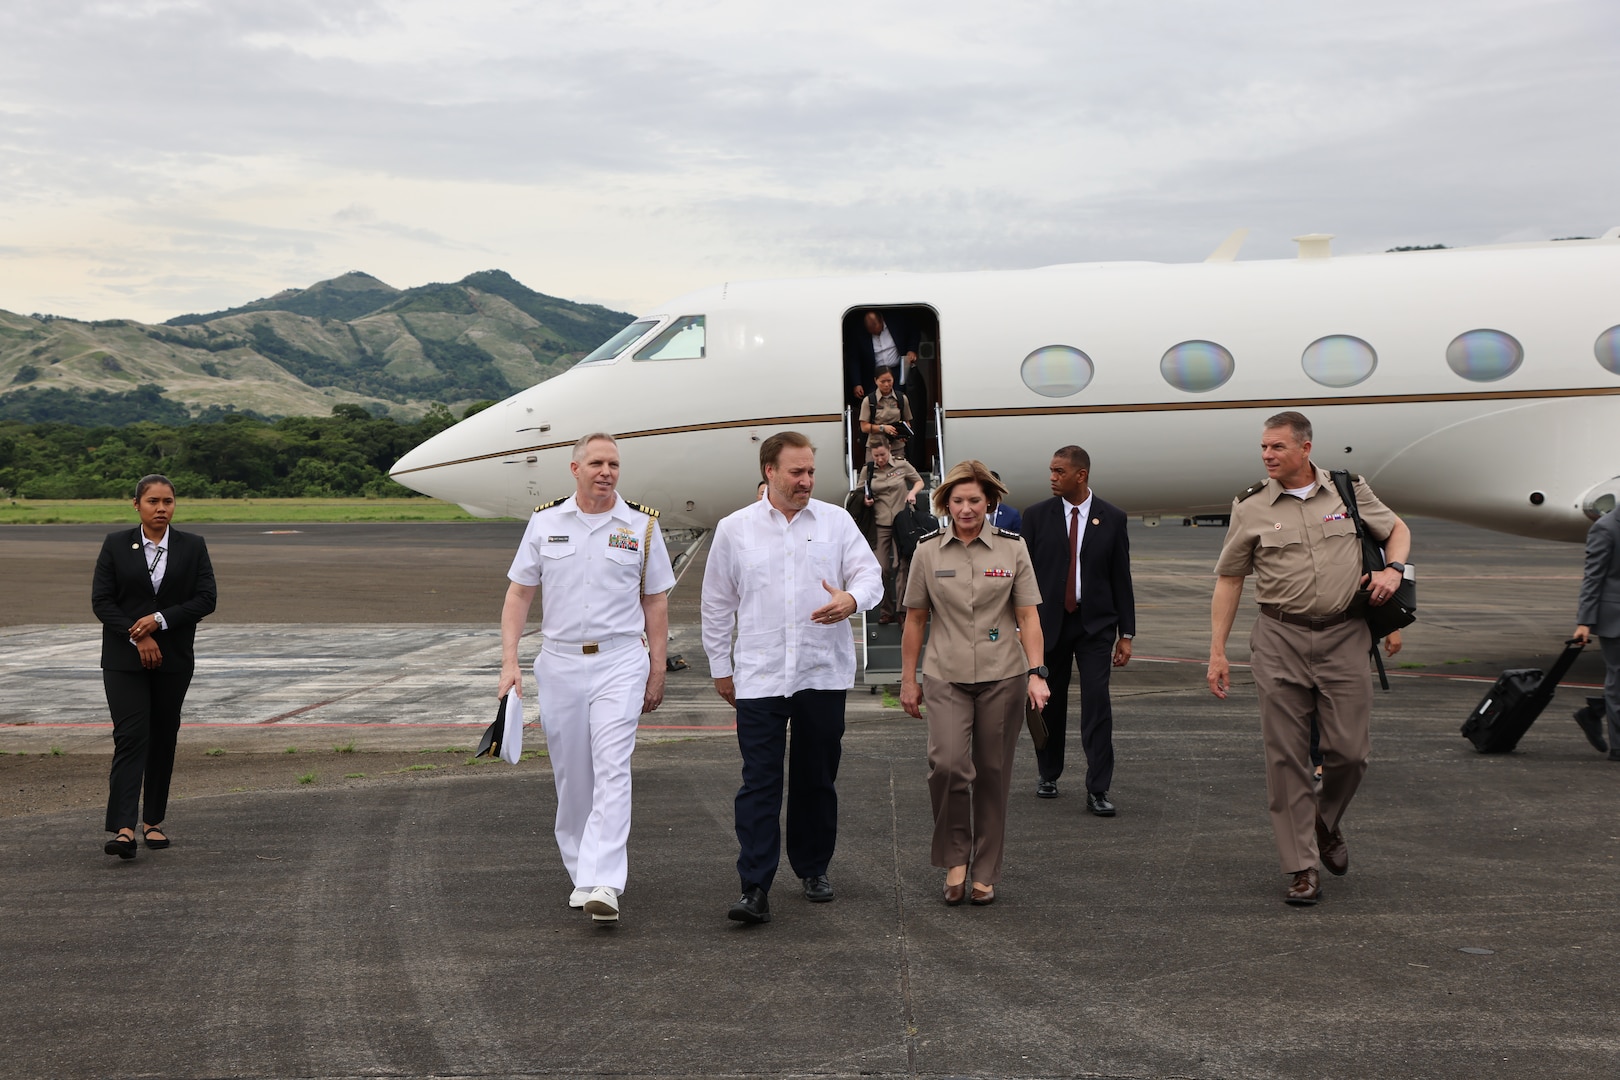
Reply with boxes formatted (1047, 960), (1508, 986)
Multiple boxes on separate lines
(983, 568), (1010, 578)
(988, 628), (1000, 642)
(547, 535), (571, 543)
(935, 569), (956, 578)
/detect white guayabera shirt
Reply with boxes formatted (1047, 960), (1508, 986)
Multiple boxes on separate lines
(701, 497), (884, 699)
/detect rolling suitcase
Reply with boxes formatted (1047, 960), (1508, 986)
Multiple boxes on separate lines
(1461, 639), (1585, 753)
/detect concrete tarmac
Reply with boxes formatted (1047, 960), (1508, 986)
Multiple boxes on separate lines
(4, 517), (1619, 1078)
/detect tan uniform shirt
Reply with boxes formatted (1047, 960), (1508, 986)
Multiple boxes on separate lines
(867, 460), (922, 526)
(904, 527), (1042, 683)
(859, 391), (909, 448)
(1214, 465), (1400, 617)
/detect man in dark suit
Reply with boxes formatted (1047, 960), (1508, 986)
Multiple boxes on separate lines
(92, 475), (217, 856)
(844, 310), (918, 404)
(1020, 445), (1135, 814)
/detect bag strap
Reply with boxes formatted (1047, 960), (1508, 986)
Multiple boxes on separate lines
(1328, 470), (1368, 560)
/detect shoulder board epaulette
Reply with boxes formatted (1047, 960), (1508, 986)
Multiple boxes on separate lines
(994, 526), (1022, 539)
(625, 500), (660, 518)
(1235, 479), (1268, 503)
(532, 497), (566, 513)
(919, 526), (943, 542)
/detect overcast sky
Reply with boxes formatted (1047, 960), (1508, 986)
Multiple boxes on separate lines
(1, 0), (1615, 324)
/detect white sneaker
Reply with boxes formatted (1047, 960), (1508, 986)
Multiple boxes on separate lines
(583, 886), (619, 922)
(568, 888), (590, 909)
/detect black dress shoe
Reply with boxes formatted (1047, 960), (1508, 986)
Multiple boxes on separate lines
(802, 875), (834, 902)
(1035, 779), (1058, 799)
(104, 833), (137, 859)
(727, 886), (771, 924)
(1086, 791), (1116, 816)
(1573, 704), (1609, 753)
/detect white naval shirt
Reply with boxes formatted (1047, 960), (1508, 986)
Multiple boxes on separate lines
(701, 496), (884, 698)
(508, 494), (676, 642)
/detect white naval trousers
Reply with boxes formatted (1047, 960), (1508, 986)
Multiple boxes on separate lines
(534, 641), (649, 893)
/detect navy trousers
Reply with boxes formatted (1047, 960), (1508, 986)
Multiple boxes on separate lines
(1036, 607), (1116, 794)
(103, 668), (193, 833)
(733, 689), (845, 893)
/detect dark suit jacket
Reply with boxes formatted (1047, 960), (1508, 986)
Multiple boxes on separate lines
(989, 504), (1022, 533)
(1577, 508), (1620, 639)
(1020, 494), (1135, 647)
(92, 527), (217, 673)
(844, 314), (919, 400)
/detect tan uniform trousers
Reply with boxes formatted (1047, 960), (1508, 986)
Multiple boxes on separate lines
(1248, 613), (1373, 874)
(874, 524), (910, 617)
(923, 674), (1025, 882)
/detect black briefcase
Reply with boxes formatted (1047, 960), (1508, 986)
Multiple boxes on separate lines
(1461, 639), (1585, 753)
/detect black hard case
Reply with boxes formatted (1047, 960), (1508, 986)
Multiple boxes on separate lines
(1461, 640), (1585, 753)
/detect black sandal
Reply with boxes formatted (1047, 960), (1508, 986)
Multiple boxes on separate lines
(104, 832), (138, 859)
(142, 825), (171, 850)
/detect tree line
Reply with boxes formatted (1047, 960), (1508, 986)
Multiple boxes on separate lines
(0, 402), (491, 500)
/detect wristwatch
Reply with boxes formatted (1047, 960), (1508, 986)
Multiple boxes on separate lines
(1385, 561), (1406, 575)
(1028, 665), (1049, 679)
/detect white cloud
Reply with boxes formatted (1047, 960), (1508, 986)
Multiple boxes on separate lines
(0, 0), (1614, 323)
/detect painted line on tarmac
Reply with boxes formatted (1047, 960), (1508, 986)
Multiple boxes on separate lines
(1133, 653), (1603, 690)
(257, 673), (412, 724)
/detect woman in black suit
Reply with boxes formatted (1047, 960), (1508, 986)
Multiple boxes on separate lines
(91, 474), (217, 858)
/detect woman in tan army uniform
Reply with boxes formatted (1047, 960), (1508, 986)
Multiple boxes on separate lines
(900, 460), (1049, 906)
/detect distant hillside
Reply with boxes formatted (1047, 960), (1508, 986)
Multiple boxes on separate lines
(0, 271), (635, 425)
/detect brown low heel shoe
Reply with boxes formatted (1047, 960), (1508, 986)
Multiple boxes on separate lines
(943, 881), (966, 906)
(1316, 825), (1348, 877)
(1285, 868), (1321, 905)
(969, 884), (996, 906)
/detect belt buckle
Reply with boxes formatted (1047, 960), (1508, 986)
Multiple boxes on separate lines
(582, 642), (599, 655)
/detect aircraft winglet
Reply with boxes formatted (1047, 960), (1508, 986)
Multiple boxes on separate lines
(1204, 228), (1250, 263)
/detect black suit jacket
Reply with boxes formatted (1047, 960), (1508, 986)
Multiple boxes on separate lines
(91, 527), (217, 673)
(844, 314), (919, 400)
(1020, 494), (1135, 647)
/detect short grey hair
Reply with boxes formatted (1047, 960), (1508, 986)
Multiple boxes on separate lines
(572, 432), (618, 461)
(1263, 411), (1312, 445)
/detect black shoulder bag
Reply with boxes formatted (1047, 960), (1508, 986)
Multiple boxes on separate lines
(1330, 470), (1416, 689)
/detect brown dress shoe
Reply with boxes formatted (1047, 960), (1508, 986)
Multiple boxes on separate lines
(1285, 868), (1321, 905)
(1316, 818), (1349, 877)
(943, 881), (966, 906)
(969, 884), (996, 906)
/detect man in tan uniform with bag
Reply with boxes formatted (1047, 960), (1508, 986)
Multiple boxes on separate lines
(1207, 411), (1411, 905)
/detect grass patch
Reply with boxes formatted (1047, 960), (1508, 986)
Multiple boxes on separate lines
(333, 740), (356, 754)
(419, 746), (471, 754)
(205, 747), (226, 757)
(48, 745), (64, 756)
(403, 763), (439, 772)
(284, 746), (298, 754)
(0, 497), (485, 525)
(297, 771), (317, 785)
(1397, 662), (1426, 669)
(881, 689), (900, 709)
(1443, 658), (1476, 666)
(344, 772), (366, 779)
(519, 749), (548, 761)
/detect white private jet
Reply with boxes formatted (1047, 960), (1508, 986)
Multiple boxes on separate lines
(390, 230), (1620, 543)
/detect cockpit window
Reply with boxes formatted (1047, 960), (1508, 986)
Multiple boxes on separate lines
(634, 315), (705, 361)
(577, 319), (660, 365)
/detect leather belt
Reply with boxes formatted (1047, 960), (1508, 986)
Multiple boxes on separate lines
(542, 634), (643, 656)
(1259, 605), (1355, 630)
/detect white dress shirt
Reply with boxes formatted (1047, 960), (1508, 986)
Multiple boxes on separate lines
(141, 528), (170, 632)
(871, 327), (900, 377)
(1063, 492), (1094, 606)
(508, 495), (676, 642)
(701, 497), (884, 698)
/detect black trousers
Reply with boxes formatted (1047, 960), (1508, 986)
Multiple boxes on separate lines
(103, 668), (193, 833)
(1036, 607), (1116, 793)
(733, 689), (845, 893)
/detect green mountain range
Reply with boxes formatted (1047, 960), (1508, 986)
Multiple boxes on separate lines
(0, 270), (635, 425)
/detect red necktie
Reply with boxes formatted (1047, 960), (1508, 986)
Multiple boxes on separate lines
(1064, 507), (1079, 613)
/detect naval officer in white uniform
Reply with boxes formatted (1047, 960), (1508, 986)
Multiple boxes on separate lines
(500, 432), (676, 923)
